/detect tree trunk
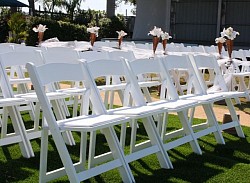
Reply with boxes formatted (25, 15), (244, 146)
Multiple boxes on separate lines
(106, 0), (115, 18)
(28, 0), (35, 15)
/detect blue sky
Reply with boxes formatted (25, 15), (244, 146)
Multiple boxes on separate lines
(19, 0), (135, 16)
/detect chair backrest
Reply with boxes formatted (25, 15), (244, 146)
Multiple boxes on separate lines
(192, 46), (206, 53)
(188, 54), (229, 93)
(0, 43), (14, 53)
(86, 59), (146, 106)
(26, 61), (107, 116)
(0, 51), (44, 97)
(161, 54), (204, 95)
(180, 46), (192, 52)
(127, 57), (180, 101)
(93, 41), (110, 48)
(42, 47), (80, 64)
(135, 43), (150, 50)
(0, 51), (44, 68)
(108, 50), (136, 61)
(13, 45), (46, 52)
(86, 59), (126, 79)
(166, 43), (180, 52)
(204, 45), (217, 54)
(232, 50), (247, 61)
(79, 50), (109, 62)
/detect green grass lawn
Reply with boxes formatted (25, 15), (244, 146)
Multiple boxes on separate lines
(0, 111), (250, 183)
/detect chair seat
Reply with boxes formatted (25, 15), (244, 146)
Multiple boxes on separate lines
(209, 91), (247, 98)
(57, 87), (87, 95)
(97, 83), (127, 91)
(138, 81), (161, 88)
(232, 72), (250, 77)
(16, 92), (70, 102)
(179, 93), (225, 104)
(148, 99), (198, 112)
(108, 105), (167, 118)
(9, 78), (31, 84)
(57, 114), (130, 131)
(0, 98), (27, 107)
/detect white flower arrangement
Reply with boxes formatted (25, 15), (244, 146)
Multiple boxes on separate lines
(220, 27), (240, 40)
(116, 30), (127, 39)
(215, 37), (226, 44)
(148, 26), (163, 38)
(32, 24), (48, 32)
(87, 26), (100, 37)
(161, 32), (172, 40)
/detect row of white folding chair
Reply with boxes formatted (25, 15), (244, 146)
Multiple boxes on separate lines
(189, 54), (247, 134)
(126, 56), (228, 152)
(0, 51), (45, 158)
(26, 54), (246, 182)
(0, 50), (77, 157)
(162, 54), (245, 137)
(26, 60), (172, 182)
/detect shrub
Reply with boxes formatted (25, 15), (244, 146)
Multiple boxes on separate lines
(97, 16), (127, 39)
(26, 17), (87, 46)
(7, 12), (28, 43)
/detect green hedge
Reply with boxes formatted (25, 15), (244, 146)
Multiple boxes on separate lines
(26, 17), (88, 46)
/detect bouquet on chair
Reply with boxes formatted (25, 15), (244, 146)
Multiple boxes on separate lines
(87, 26), (100, 47)
(116, 30), (127, 49)
(161, 31), (172, 55)
(220, 27), (240, 61)
(215, 37), (226, 59)
(148, 26), (162, 55)
(32, 24), (48, 45)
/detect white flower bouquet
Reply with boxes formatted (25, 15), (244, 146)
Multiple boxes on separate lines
(87, 26), (100, 37)
(161, 32), (172, 40)
(116, 30), (127, 49)
(148, 26), (162, 38)
(220, 27), (239, 40)
(116, 30), (127, 39)
(32, 24), (48, 45)
(220, 27), (239, 60)
(87, 26), (100, 47)
(215, 37), (226, 44)
(161, 32), (172, 54)
(32, 24), (48, 32)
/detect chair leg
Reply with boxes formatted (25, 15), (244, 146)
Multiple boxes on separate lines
(79, 131), (87, 172)
(1, 107), (8, 138)
(141, 117), (173, 169)
(130, 119), (138, 153)
(202, 104), (225, 144)
(177, 111), (202, 155)
(39, 128), (49, 183)
(225, 98), (245, 137)
(7, 105), (34, 158)
(102, 127), (135, 183)
(51, 100), (76, 146)
(120, 123), (127, 149)
(88, 131), (97, 169)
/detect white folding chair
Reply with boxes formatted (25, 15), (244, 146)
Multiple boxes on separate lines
(189, 54), (247, 137)
(161, 55), (229, 143)
(41, 47), (81, 117)
(26, 61), (135, 183)
(85, 59), (172, 169)
(125, 57), (204, 154)
(0, 70), (34, 158)
(0, 51), (75, 147)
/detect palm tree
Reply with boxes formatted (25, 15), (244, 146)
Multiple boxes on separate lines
(28, 0), (36, 15)
(61, 0), (83, 21)
(106, 0), (115, 18)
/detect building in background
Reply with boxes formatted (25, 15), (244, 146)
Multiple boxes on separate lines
(133, 0), (250, 46)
